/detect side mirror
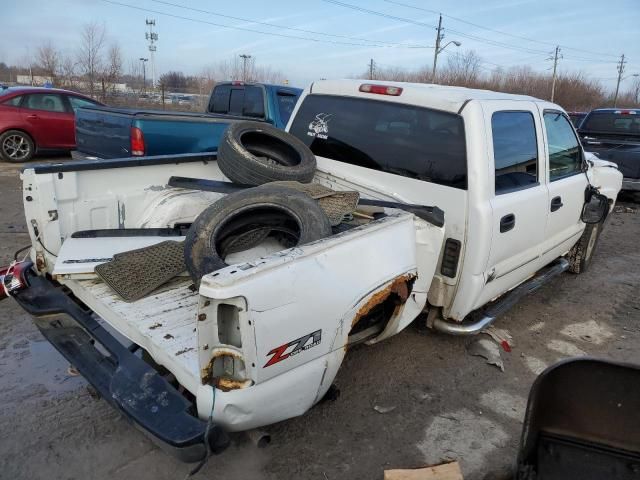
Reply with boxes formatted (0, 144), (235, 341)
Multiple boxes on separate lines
(581, 187), (608, 224)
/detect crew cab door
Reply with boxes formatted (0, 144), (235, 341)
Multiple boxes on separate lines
(540, 109), (588, 260)
(483, 103), (549, 291)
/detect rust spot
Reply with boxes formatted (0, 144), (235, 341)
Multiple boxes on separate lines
(163, 333), (174, 339)
(351, 274), (416, 328)
(216, 377), (252, 392)
(198, 313), (207, 321)
(35, 253), (45, 272)
(201, 350), (244, 384)
(175, 347), (194, 356)
(149, 322), (162, 330)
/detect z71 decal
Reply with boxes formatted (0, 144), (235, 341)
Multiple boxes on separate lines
(263, 330), (322, 368)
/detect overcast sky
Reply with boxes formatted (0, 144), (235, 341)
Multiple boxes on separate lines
(2, 0), (639, 92)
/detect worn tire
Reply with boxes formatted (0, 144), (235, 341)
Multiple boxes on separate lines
(0, 130), (35, 163)
(218, 121), (316, 185)
(184, 185), (332, 284)
(567, 222), (603, 274)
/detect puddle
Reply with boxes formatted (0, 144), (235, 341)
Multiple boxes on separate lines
(0, 339), (85, 397)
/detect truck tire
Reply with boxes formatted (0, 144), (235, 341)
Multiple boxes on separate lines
(567, 222), (603, 274)
(184, 185), (332, 285)
(218, 121), (316, 185)
(0, 130), (35, 163)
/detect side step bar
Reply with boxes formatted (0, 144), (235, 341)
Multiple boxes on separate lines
(433, 258), (570, 335)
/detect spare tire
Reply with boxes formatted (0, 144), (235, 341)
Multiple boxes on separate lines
(184, 185), (332, 285)
(218, 121), (316, 185)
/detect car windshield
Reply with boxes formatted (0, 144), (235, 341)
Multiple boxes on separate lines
(580, 111), (640, 136)
(288, 94), (467, 189)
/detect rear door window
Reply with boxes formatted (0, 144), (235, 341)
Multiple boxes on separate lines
(288, 94), (467, 189)
(491, 111), (538, 194)
(543, 111), (582, 181)
(23, 93), (66, 112)
(242, 86), (264, 118)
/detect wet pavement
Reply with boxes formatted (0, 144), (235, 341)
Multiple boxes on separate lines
(0, 156), (639, 480)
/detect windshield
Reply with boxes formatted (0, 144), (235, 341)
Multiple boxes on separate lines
(288, 94), (467, 189)
(580, 111), (640, 136)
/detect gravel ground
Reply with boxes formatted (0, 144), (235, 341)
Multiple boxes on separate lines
(0, 157), (638, 480)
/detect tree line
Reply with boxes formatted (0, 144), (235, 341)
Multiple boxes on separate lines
(363, 50), (640, 111)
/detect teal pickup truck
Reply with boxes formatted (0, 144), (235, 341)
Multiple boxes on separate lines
(73, 82), (302, 159)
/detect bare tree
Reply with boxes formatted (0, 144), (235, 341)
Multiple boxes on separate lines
(77, 22), (106, 95)
(36, 41), (59, 84)
(101, 42), (123, 96)
(439, 50), (482, 86)
(59, 53), (77, 89)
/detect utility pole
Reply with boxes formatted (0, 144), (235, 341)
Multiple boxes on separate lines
(550, 46), (561, 103)
(369, 58), (375, 80)
(431, 14), (443, 82)
(239, 54), (252, 82)
(613, 54), (626, 107)
(145, 19), (158, 89)
(139, 58), (148, 94)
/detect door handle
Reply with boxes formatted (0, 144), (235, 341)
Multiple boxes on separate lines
(500, 213), (516, 233)
(550, 196), (563, 212)
(27, 114), (38, 119)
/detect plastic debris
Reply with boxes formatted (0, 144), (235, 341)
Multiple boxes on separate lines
(374, 405), (397, 414)
(467, 338), (504, 371)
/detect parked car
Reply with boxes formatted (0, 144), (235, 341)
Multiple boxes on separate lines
(2, 80), (621, 460)
(73, 82), (302, 159)
(0, 86), (103, 162)
(567, 111), (587, 128)
(578, 108), (640, 192)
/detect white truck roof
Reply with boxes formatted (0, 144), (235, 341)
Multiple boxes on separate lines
(309, 79), (546, 114)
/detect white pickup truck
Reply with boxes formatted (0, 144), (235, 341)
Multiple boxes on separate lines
(1, 80), (622, 461)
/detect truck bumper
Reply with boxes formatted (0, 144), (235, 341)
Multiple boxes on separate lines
(12, 273), (229, 462)
(622, 177), (640, 191)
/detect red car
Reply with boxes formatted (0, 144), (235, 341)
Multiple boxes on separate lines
(0, 87), (104, 162)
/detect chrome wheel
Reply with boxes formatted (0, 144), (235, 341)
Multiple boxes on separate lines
(2, 134), (31, 161)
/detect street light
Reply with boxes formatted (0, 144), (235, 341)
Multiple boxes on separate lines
(139, 58), (148, 93)
(239, 54), (252, 82)
(431, 38), (461, 81)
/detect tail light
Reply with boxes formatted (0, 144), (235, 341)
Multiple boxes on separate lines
(440, 238), (461, 278)
(130, 126), (145, 156)
(1, 261), (33, 300)
(359, 84), (403, 96)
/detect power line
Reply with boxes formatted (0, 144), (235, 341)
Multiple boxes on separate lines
(383, 0), (620, 60)
(322, 0), (621, 63)
(152, 0), (431, 49)
(99, 0), (434, 50)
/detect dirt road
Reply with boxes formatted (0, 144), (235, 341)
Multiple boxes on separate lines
(0, 158), (638, 480)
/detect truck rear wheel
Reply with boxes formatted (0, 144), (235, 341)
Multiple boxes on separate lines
(184, 185), (332, 285)
(567, 222), (603, 274)
(218, 121), (316, 185)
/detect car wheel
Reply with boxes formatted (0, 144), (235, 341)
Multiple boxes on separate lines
(218, 121), (316, 185)
(567, 222), (603, 274)
(184, 185), (332, 285)
(0, 130), (35, 163)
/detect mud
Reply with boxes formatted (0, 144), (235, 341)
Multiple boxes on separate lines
(1, 158), (639, 479)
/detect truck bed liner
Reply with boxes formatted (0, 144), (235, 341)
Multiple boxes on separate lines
(62, 276), (201, 394)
